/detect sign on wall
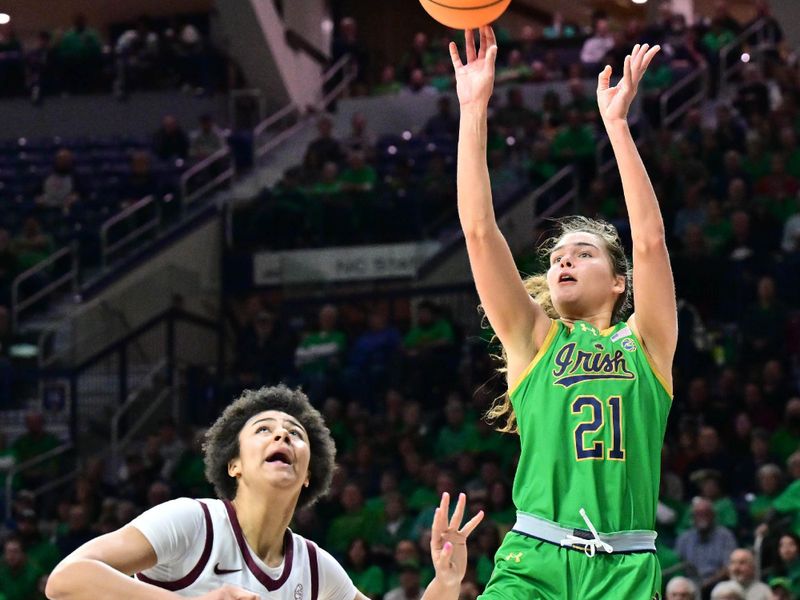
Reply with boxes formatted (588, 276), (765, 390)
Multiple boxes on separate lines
(253, 241), (441, 285)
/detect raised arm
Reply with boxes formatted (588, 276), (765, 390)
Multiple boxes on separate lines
(596, 44), (677, 386)
(451, 27), (550, 373)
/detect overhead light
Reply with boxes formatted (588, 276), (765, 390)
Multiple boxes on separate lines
(0, 13), (10, 25)
(632, 0), (648, 4)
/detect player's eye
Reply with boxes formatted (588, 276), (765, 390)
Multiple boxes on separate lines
(579, 252), (591, 258)
(290, 430), (301, 437)
(552, 256), (562, 264)
(256, 425), (270, 434)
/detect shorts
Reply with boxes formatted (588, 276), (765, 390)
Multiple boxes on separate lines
(479, 531), (662, 600)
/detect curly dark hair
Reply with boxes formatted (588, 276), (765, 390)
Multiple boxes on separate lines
(202, 385), (336, 509)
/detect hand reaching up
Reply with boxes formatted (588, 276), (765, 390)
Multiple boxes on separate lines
(597, 43), (660, 124)
(449, 26), (498, 108)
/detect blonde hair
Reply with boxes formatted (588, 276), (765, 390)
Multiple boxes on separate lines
(484, 216), (632, 434)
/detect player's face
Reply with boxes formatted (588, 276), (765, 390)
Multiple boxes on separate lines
(231, 410), (311, 494)
(547, 232), (624, 319)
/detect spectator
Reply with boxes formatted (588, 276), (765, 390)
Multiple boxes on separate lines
(54, 504), (94, 557)
(773, 533), (800, 596)
(434, 396), (479, 459)
(769, 577), (793, 600)
(374, 64), (403, 96)
(709, 581), (746, 600)
(339, 151), (377, 193)
(723, 548), (771, 600)
(403, 69), (436, 96)
(770, 400), (800, 465)
(326, 483), (378, 555)
(384, 561), (423, 600)
(331, 17), (367, 89)
(424, 96), (458, 139)
(742, 276), (788, 362)
(15, 509), (60, 574)
(295, 304), (347, 400)
(666, 576), (700, 600)
(347, 309), (401, 400)
(401, 32), (435, 80)
(580, 18), (614, 71)
(235, 308), (296, 386)
(189, 114), (225, 160)
(783, 194), (800, 253)
(37, 148), (83, 214)
(495, 49), (531, 84)
(304, 116), (344, 175)
(343, 113), (376, 159)
(0, 537), (44, 600)
(122, 151), (159, 203)
(152, 114), (189, 161)
(57, 14), (102, 93)
(344, 538), (384, 600)
(26, 31), (56, 103)
(11, 412), (60, 489)
(675, 497), (737, 595)
(550, 109), (596, 170)
(749, 464), (784, 524)
(543, 11), (577, 40)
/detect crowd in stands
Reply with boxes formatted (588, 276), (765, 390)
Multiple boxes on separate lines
(3, 2), (800, 600)
(0, 11), (230, 102)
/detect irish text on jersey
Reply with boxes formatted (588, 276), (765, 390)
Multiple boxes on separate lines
(552, 342), (635, 388)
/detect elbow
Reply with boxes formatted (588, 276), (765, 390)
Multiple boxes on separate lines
(463, 223), (499, 243)
(632, 232), (667, 254)
(46, 563), (74, 599)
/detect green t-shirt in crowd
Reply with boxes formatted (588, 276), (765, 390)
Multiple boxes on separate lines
(347, 564), (385, 597)
(434, 422), (479, 458)
(404, 320), (454, 349)
(551, 125), (595, 160)
(0, 560), (44, 600)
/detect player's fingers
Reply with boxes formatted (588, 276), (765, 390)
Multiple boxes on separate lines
(448, 42), (463, 70)
(486, 25), (497, 48)
(437, 541), (453, 568)
(597, 64), (612, 92)
(431, 506), (445, 538)
(640, 44), (660, 71)
(486, 45), (498, 70)
(448, 492), (467, 529)
(623, 54), (632, 85)
(459, 509), (485, 537)
(634, 43), (649, 72)
(478, 26), (488, 59)
(465, 28), (477, 62)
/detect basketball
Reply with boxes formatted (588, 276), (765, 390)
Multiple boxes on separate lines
(418, 0), (512, 29)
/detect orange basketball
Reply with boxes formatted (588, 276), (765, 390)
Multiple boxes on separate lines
(418, 0), (512, 29)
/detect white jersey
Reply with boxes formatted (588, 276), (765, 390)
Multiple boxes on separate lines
(131, 498), (356, 600)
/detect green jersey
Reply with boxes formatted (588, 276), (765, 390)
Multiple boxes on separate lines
(509, 319), (672, 533)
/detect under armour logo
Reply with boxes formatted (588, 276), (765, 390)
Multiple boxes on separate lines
(505, 552), (523, 562)
(579, 323), (598, 335)
(294, 583), (303, 600)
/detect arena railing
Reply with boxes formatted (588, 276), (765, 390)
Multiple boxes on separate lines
(11, 244), (79, 331)
(99, 195), (160, 269)
(110, 361), (173, 473)
(180, 145), (236, 207)
(660, 64), (710, 129)
(719, 18), (769, 94)
(4, 441), (76, 520)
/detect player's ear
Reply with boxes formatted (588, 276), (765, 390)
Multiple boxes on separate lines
(228, 457), (242, 479)
(612, 274), (625, 295)
(304, 477), (310, 488)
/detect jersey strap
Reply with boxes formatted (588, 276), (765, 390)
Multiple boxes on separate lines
(223, 499), (294, 591)
(137, 500), (214, 590)
(306, 540), (319, 600)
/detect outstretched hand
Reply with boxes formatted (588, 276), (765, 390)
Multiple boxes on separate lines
(449, 27), (498, 108)
(597, 43), (660, 123)
(430, 492), (484, 588)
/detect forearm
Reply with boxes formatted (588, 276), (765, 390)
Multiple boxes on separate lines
(457, 106), (497, 236)
(603, 119), (665, 247)
(421, 576), (460, 600)
(46, 559), (176, 600)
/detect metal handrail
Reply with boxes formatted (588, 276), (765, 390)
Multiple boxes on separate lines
(4, 442), (74, 519)
(531, 166), (579, 220)
(180, 146), (235, 205)
(11, 244), (78, 331)
(253, 101), (298, 140)
(99, 195), (157, 268)
(719, 18), (768, 93)
(111, 386), (172, 470)
(660, 64), (710, 128)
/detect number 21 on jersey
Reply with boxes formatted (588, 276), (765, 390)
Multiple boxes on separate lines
(571, 396), (625, 461)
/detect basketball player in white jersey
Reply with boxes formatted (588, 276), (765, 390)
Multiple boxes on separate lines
(46, 385), (483, 599)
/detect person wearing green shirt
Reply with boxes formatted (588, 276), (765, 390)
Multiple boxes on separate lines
(58, 14), (102, 92)
(434, 398), (479, 458)
(374, 65), (403, 96)
(550, 109), (596, 162)
(749, 464), (781, 524)
(404, 302), (455, 352)
(0, 537), (44, 600)
(344, 538), (385, 599)
(17, 510), (61, 574)
(771, 400), (800, 465)
(295, 304), (347, 400)
(339, 151), (377, 193)
(702, 21), (736, 54)
(11, 412), (60, 489)
(326, 483), (380, 555)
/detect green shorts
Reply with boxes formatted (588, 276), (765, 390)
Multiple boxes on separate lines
(479, 531), (662, 600)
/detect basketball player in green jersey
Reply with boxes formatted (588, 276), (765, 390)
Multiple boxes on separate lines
(449, 27), (675, 600)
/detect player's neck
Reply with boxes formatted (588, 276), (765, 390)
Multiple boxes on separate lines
(231, 489), (298, 567)
(560, 311), (612, 333)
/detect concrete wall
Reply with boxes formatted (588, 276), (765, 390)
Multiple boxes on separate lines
(0, 92), (222, 139)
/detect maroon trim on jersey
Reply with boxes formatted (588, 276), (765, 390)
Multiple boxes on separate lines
(137, 500), (214, 591)
(306, 540), (319, 600)
(223, 499), (293, 591)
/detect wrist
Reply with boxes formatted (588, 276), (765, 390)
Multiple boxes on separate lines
(602, 117), (630, 132)
(459, 103), (489, 119)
